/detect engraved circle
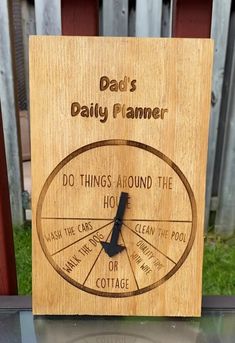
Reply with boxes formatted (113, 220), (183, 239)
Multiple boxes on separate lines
(36, 139), (197, 297)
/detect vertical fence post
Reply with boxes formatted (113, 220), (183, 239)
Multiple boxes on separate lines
(0, 0), (24, 225)
(205, 0), (232, 230)
(161, 0), (173, 37)
(215, 40), (235, 237)
(61, 0), (99, 36)
(135, 0), (162, 37)
(172, 0), (212, 38)
(102, 0), (128, 36)
(34, 0), (61, 35)
(0, 105), (18, 295)
(21, 0), (36, 106)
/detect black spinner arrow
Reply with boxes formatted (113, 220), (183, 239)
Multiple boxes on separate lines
(101, 192), (128, 257)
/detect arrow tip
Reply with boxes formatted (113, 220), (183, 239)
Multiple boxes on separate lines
(101, 241), (125, 257)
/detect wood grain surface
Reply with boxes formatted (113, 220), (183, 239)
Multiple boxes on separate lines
(30, 36), (213, 316)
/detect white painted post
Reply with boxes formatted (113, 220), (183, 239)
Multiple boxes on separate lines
(102, 0), (129, 36)
(0, 0), (24, 225)
(215, 39), (235, 237)
(136, 0), (162, 37)
(205, 0), (231, 230)
(34, 0), (61, 35)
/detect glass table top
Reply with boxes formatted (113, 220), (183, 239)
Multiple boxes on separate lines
(0, 297), (235, 343)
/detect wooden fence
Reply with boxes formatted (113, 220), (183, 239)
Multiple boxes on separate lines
(0, 0), (234, 236)
(0, 104), (18, 294)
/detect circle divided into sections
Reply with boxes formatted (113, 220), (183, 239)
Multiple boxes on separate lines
(36, 140), (197, 297)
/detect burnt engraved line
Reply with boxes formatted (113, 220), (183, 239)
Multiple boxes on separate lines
(82, 246), (103, 287)
(123, 223), (177, 265)
(120, 231), (140, 290)
(123, 219), (192, 223)
(42, 217), (114, 221)
(42, 217), (192, 223)
(82, 228), (113, 286)
(51, 220), (114, 256)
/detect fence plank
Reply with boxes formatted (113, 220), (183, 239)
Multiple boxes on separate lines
(61, 0), (99, 36)
(102, 0), (128, 36)
(136, 0), (162, 37)
(215, 40), (235, 237)
(21, 0), (36, 106)
(0, 106), (18, 295)
(161, 0), (173, 37)
(205, 0), (232, 230)
(172, 0), (212, 38)
(0, 0), (24, 225)
(128, 0), (136, 36)
(35, 0), (61, 35)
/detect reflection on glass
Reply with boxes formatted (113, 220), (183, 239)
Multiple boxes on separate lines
(34, 316), (201, 343)
(0, 309), (235, 343)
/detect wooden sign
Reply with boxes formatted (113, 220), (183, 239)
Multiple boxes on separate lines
(30, 37), (213, 316)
